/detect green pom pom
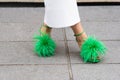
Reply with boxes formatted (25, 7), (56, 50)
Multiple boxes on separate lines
(33, 33), (56, 57)
(80, 35), (107, 63)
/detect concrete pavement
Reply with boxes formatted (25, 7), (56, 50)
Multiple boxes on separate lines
(0, 6), (120, 80)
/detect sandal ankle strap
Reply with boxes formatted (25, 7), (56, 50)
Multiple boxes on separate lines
(74, 31), (86, 42)
(74, 31), (85, 37)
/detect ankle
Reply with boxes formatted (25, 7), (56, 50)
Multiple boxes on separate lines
(74, 31), (88, 48)
(76, 32), (87, 41)
(41, 24), (52, 34)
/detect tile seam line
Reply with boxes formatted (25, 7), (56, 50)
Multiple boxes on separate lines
(63, 28), (73, 80)
(66, 40), (120, 41)
(0, 63), (119, 66)
(71, 63), (120, 64)
(0, 64), (68, 66)
(0, 40), (120, 42)
(0, 40), (65, 42)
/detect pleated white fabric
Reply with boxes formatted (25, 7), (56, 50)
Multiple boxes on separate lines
(44, 0), (81, 28)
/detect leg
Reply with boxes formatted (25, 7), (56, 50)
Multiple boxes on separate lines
(71, 22), (87, 48)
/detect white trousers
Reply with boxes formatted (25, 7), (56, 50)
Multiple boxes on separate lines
(44, 0), (81, 28)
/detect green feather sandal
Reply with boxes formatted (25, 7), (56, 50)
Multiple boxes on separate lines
(74, 31), (107, 63)
(33, 24), (56, 57)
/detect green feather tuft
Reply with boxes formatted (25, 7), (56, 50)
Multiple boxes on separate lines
(80, 35), (107, 63)
(33, 32), (56, 57)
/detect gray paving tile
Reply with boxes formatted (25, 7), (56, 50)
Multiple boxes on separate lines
(71, 64), (120, 80)
(0, 6), (120, 23)
(65, 22), (120, 40)
(79, 6), (120, 22)
(0, 23), (64, 41)
(0, 65), (69, 80)
(68, 41), (120, 63)
(0, 8), (45, 23)
(67, 41), (83, 63)
(0, 41), (67, 64)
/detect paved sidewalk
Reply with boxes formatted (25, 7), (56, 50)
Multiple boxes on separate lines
(0, 6), (120, 80)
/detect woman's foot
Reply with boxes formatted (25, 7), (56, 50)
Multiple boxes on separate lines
(33, 23), (56, 57)
(40, 23), (52, 36)
(71, 22), (100, 62)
